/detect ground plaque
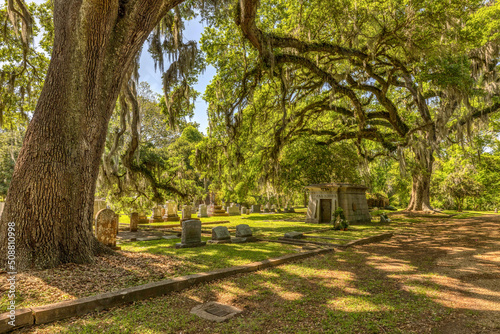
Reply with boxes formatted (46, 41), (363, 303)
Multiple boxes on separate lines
(190, 302), (242, 323)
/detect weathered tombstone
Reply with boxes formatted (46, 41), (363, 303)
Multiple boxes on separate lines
(210, 204), (229, 216)
(240, 207), (247, 215)
(232, 224), (257, 243)
(95, 209), (119, 249)
(163, 201), (180, 221)
(198, 204), (208, 217)
(183, 205), (200, 222)
(209, 226), (231, 244)
(250, 204), (261, 214)
(130, 212), (139, 232)
(227, 204), (240, 216)
(150, 206), (164, 222)
(175, 220), (206, 248)
(0, 201), (4, 219)
(138, 212), (148, 224)
(495, 208), (498, 214)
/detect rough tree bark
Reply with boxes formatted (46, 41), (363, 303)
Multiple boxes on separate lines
(406, 146), (434, 212)
(0, 0), (183, 270)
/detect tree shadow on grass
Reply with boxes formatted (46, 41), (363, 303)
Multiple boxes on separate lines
(13, 215), (500, 333)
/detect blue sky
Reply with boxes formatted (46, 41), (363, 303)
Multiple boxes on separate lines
(30, 0), (215, 133)
(138, 19), (216, 134)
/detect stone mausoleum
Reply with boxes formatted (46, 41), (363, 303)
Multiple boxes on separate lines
(305, 183), (371, 224)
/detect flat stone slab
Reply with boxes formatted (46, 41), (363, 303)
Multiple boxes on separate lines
(162, 235), (179, 240)
(136, 236), (162, 241)
(284, 231), (304, 239)
(190, 302), (242, 323)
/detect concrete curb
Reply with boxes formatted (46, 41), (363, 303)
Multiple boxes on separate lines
(0, 248), (333, 333)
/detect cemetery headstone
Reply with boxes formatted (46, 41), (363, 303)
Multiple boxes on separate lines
(0, 201), (4, 219)
(210, 204), (229, 216)
(130, 212), (139, 232)
(138, 212), (148, 224)
(198, 204), (208, 217)
(232, 224), (257, 243)
(250, 204), (261, 214)
(95, 209), (120, 249)
(182, 205), (200, 222)
(227, 204), (240, 216)
(175, 220), (206, 248)
(163, 201), (180, 221)
(240, 207), (247, 215)
(209, 226), (232, 244)
(150, 206), (164, 223)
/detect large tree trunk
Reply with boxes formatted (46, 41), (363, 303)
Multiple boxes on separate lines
(0, 0), (182, 270)
(406, 146), (434, 212)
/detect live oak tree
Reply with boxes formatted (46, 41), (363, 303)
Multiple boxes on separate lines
(0, 0), (227, 270)
(205, 0), (500, 211)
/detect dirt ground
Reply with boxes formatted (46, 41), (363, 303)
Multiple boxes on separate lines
(358, 214), (500, 333)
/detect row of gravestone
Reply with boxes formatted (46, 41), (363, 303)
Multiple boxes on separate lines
(175, 221), (256, 248)
(94, 208), (257, 250)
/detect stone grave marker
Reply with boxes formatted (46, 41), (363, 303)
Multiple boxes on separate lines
(175, 220), (206, 248)
(150, 206), (164, 223)
(250, 204), (261, 214)
(0, 201), (4, 219)
(240, 206), (247, 215)
(232, 224), (257, 243)
(182, 205), (200, 222)
(284, 231), (303, 239)
(227, 204), (240, 216)
(130, 212), (139, 232)
(198, 204), (208, 218)
(95, 209), (120, 249)
(190, 302), (242, 323)
(209, 226), (231, 244)
(163, 201), (180, 221)
(138, 212), (148, 224)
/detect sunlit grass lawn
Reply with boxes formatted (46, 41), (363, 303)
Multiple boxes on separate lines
(121, 238), (301, 275)
(35, 249), (448, 334)
(119, 206), (397, 245)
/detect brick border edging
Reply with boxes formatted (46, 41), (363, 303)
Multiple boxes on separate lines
(0, 248), (333, 333)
